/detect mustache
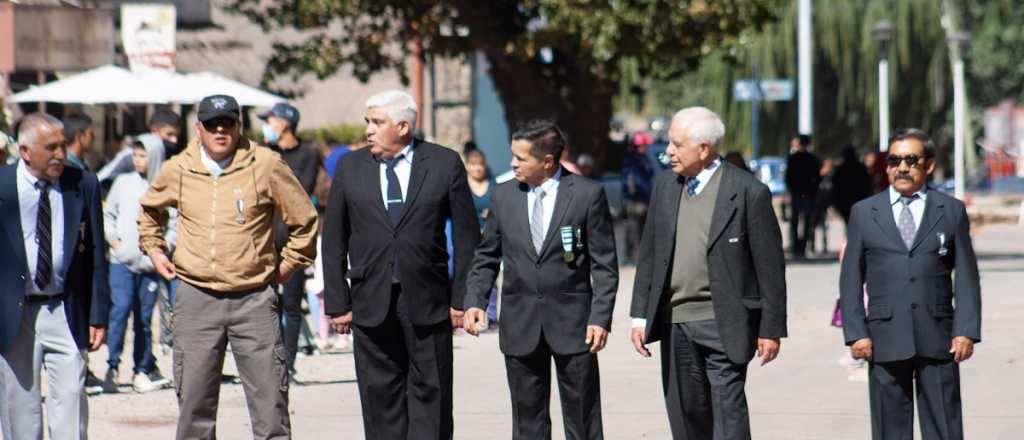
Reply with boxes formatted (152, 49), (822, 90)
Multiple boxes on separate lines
(48, 159), (63, 166)
(894, 173), (914, 181)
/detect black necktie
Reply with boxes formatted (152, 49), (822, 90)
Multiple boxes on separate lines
(385, 155), (405, 225)
(34, 180), (53, 291)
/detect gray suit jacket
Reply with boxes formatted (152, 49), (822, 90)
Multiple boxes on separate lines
(840, 189), (981, 363)
(465, 170), (619, 356)
(630, 163), (787, 364)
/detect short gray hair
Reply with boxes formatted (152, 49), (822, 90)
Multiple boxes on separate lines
(18, 113), (64, 148)
(366, 90), (418, 130)
(671, 107), (725, 149)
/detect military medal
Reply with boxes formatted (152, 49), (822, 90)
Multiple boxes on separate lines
(235, 199), (246, 225)
(560, 226), (575, 263)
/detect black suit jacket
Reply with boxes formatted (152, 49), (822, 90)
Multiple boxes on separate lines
(840, 189), (981, 363)
(322, 140), (481, 326)
(465, 170), (619, 356)
(630, 163), (787, 364)
(0, 164), (110, 352)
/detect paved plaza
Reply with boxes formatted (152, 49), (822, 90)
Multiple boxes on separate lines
(76, 222), (1024, 439)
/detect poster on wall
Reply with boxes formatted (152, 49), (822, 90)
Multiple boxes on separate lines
(121, 3), (176, 73)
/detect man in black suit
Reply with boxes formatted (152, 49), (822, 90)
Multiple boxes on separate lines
(840, 129), (981, 440)
(629, 107), (786, 440)
(463, 120), (619, 440)
(785, 134), (821, 259)
(322, 89), (480, 439)
(0, 113), (109, 439)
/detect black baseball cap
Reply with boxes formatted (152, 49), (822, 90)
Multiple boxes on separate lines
(197, 95), (240, 122)
(257, 102), (300, 130)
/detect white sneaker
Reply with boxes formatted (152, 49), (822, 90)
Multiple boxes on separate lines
(132, 372), (162, 393)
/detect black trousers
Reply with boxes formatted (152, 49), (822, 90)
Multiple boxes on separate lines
(280, 269), (309, 370)
(660, 320), (750, 440)
(352, 285), (453, 440)
(789, 195), (816, 257)
(505, 338), (603, 440)
(869, 357), (963, 440)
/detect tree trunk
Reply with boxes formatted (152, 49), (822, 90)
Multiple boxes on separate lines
(484, 49), (616, 174)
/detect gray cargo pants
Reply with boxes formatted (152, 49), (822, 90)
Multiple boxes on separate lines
(172, 282), (290, 440)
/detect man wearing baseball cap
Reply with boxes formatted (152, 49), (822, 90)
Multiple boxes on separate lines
(138, 94), (319, 439)
(257, 102), (323, 380)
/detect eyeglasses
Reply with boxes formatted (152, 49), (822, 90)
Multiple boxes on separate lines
(886, 154), (925, 168)
(201, 117), (238, 131)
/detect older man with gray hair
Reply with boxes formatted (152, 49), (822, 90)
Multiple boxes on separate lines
(0, 113), (109, 440)
(322, 89), (480, 439)
(628, 107), (787, 440)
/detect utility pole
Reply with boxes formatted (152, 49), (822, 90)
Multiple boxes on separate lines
(941, 0), (969, 200)
(873, 21), (894, 152)
(797, 0), (813, 135)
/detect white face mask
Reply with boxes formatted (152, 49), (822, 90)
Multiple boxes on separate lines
(262, 124), (280, 144)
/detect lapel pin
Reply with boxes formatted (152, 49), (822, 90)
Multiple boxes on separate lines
(937, 232), (948, 256)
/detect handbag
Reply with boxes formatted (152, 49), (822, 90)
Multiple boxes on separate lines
(830, 299), (843, 327)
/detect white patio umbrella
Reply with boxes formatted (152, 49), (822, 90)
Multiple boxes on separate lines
(9, 65), (174, 104)
(177, 72), (284, 107)
(9, 65), (285, 107)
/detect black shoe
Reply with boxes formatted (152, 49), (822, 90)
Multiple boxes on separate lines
(100, 368), (120, 394)
(147, 368), (172, 388)
(85, 370), (105, 396)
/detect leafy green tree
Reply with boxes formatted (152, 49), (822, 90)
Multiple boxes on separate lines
(224, 0), (782, 168)
(646, 0), (1024, 168)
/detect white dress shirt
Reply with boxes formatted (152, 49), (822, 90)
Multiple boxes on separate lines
(379, 142), (415, 207)
(889, 185), (927, 231)
(527, 168), (562, 243)
(17, 160), (65, 296)
(631, 157), (723, 329)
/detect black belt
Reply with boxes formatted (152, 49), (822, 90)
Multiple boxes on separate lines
(25, 294), (61, 304)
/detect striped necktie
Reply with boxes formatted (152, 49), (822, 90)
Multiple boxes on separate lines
(898, 194), (919, 249)
(530, 188), (547, 256)
(34, 180), (53, 291)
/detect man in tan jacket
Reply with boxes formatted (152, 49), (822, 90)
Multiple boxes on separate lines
(138, 95), (318, 440)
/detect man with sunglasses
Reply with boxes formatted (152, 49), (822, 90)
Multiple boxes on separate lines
(138, 95), (319, 439)
(840, 128), (981, 440)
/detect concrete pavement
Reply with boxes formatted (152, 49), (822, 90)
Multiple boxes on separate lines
(76, 222), (1024, 439)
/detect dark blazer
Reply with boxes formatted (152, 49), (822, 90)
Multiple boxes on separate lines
(465, 170), (618, 356)
(839, 189), (981, 363)
(629, 163), (787, 364)
(0, 164), (110, 352)
(322, 140), (481, 326)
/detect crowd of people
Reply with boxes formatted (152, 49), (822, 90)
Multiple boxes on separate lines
(0, 89), (982, 440)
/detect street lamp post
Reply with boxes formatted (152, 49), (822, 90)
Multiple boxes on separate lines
(948, 31), (970, 200)
(873, 20), (894, 152)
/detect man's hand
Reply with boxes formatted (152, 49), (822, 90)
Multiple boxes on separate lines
(149, 251), (176, 281)
(756, 337), (781, 365)
(110, 239), (122, 250)
(630, 327), (651, 358)
(88, 326), (106, 352)
(329, 312), (353, 335)
(449, 308), (465, 330)
(851, 338), (873, 361)
(462, 307), (488, 336)
(585, 325), (609, 353)
(950, 336), (975, 363)
(276, 261), (297, 284)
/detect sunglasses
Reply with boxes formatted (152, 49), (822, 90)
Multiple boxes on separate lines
(886, 154), (926, 168)
(201, 117), (238, 131)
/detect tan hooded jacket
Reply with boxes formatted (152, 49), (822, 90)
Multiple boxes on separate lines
(138, 137), (318, 292)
